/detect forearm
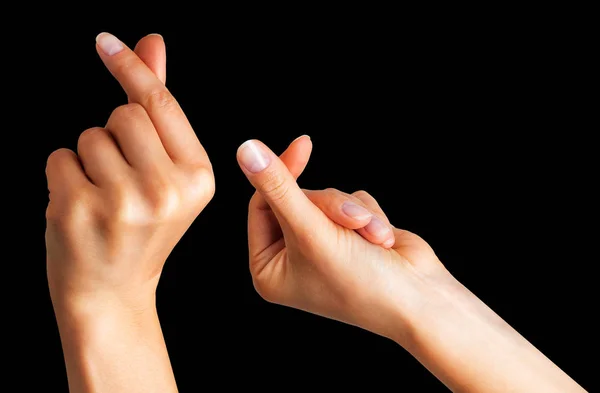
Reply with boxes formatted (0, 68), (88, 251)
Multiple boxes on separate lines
(390, 268), (585, 392)
(53, 297), (177, 393)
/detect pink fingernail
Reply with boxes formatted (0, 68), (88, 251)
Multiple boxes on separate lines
(382, 237), (395, 248)
(238, 140), (271, 173)
(364, 215), (391, 237)
(341, 202), (372, 220)
(96, 32), (124, 56)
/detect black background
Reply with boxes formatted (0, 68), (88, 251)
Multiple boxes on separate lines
(14, 12), (595, 392)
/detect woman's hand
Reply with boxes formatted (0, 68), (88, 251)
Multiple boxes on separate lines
(238, 136), (585, 393)
(45, 33), (212, 393)
(237, 136), (445, 339)
(46, 33), (214, 313)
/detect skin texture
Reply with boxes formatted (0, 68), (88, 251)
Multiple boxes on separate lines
(237, 139), (587, 392)
(46, 33), (586, 393)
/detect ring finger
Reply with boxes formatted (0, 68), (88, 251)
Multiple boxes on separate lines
(77, 127), (131, 187)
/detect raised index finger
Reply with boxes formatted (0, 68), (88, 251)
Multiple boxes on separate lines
(95, 32), (208, 167)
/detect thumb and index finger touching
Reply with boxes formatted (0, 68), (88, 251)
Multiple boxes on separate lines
(131, 34), (166, 87)
(241, 135), (397, 254)
(238, 137), (330, 240)
(250, 135), (313, 211)
(95, 32), (208, 167)
(243, 135), (326, 264)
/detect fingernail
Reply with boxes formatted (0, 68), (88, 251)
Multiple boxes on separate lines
(364, 215), (391, 237)
(238, 140), (271, 173)
(293, 134), (311, 142)
(96, 32), (124, 56)
(382, 237), (395, 248)
(147, 33), (163, 39)
(342, 202), (372, 220)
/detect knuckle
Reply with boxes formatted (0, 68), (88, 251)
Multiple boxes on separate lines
(324, 187), (341, 196)
(189, 167), (216, 204)
(45, 190), (93, 227)
(105, 179), (183, 224)
(77, 127), (106, 152)
(260, 171), (290, 204)
(146, 184), (182, 221)
(143, 89), (177, 112)
(46, 148), (74, 171)
(352, 189), (372, 199)
(109, 188), (138, 223)
(110, 103), (146, 124)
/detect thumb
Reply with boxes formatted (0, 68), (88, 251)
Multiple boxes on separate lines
(237, 139), (326, 232)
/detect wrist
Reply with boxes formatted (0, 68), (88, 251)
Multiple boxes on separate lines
(352, 259), (459, 347)
(51, 290), (158, 336)
(389, 265), (466, 348)
(51, 292), (176, 393)
(373, 263), (585, 393)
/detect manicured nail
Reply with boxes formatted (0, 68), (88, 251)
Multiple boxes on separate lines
(96, 32), (124, 56)
(342, 202), (372, 220)
(238, 140), (271, 173)
(364, 215), (391, 237)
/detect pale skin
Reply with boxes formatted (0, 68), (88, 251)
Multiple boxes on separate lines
(46, 33), (586, 392)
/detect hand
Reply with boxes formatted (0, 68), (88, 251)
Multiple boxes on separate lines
(238, 136), (586, 393)
(46, 33), (214, 313)
(45, 33), (210, 393)
(237, 136), (445, 339)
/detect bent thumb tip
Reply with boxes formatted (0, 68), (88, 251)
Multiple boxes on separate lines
(237, 139), (312, 217)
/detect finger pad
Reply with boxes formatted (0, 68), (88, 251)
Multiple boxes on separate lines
(133, 35), (167, 82)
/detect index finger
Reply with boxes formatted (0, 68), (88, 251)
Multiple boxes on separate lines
(253, 135), (313, 211)
(95, 32), (208, 167)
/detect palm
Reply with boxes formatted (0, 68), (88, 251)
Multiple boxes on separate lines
(254, 216), (432, 326)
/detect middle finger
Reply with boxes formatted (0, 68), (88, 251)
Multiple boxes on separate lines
(105, 103), (173, 173)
